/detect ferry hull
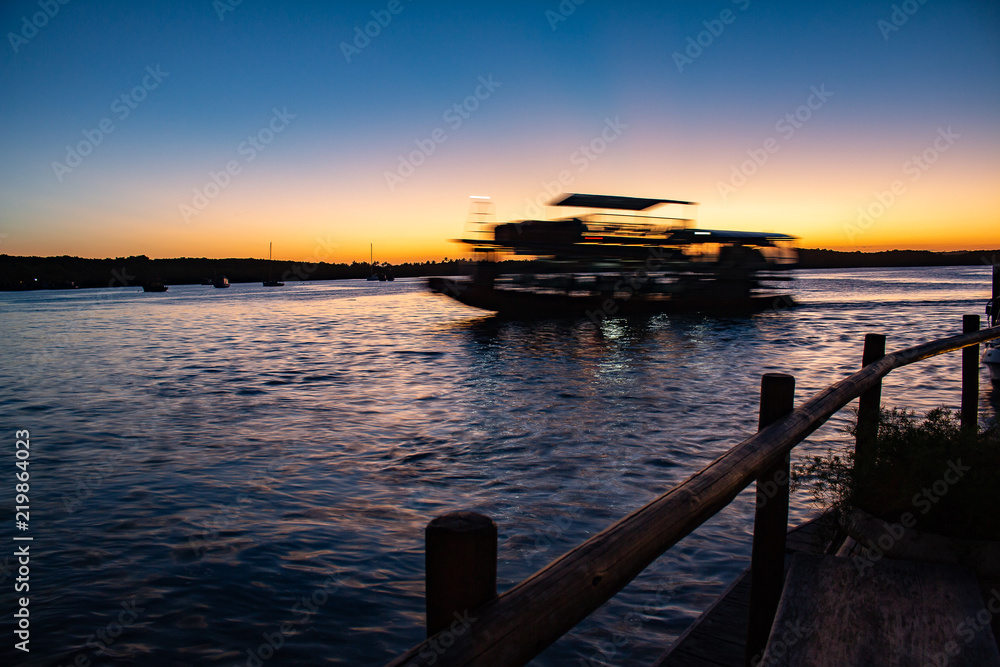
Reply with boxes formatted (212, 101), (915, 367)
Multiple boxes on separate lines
(428, 277), (794, 318)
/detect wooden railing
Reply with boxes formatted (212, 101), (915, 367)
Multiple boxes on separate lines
(387, 316), (1000, 667)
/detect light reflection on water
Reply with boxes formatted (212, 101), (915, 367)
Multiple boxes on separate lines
(0, 266), (995, 666)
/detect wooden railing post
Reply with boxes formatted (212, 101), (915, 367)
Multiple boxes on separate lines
(856, 333), (886, 473)
(962, 315), (980, 432)
(745, 373), (795, 667)
(425, 511), (497, 637)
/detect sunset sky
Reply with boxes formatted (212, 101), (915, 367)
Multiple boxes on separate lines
(1, 0), (998, 263)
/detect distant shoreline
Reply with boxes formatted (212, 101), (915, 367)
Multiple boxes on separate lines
(1, 249), (997, 290)
(794, 248), (998, 270)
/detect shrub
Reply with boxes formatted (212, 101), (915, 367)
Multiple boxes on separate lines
(799, 407), (999, 540)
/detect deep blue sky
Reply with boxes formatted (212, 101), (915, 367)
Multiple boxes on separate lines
(2, 0), (998, 260)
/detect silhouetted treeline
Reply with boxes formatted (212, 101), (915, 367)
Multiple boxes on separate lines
(0, 255), (484, 290)
(795, 248), (998, 269)
(1, 249), (997, 290)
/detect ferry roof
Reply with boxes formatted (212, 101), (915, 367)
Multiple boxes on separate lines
(550, 193), (698, 210)
(672, 229), (797, 243)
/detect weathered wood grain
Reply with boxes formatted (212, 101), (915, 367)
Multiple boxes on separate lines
(762, 554), (1000, 666)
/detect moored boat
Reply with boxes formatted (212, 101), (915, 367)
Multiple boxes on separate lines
(263, 242), (284, 286)
(985, 296), (1000, 383)
(367, 243), (381, 281)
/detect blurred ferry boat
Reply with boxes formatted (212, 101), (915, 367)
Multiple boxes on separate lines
(428, 193), (797, 318)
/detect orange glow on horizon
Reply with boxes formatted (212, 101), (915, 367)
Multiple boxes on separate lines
(5, 130), (997, 262)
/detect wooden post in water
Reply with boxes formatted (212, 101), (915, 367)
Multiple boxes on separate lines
(856, 333), (886, 472)
(425, 511), (497, 637)
(990, 264), (1000, 327)
(962, 314), (980, 432)
(745, 373), (795, 667)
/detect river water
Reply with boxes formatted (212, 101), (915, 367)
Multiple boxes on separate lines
(0, 265), (996, 666)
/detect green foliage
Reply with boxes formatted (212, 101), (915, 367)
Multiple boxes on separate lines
(797, 407), (1000, 540)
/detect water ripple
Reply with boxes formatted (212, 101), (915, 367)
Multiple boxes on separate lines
(0, 269), (995, 665)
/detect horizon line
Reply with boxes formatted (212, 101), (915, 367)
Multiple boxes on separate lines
(3, 247), (1000, 263)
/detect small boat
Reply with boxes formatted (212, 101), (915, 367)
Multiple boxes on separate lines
(985, 296), (1000, 383)
(213, 276), (230, 288)
(143, 282), (167, 292)
(367, 243), (380, 281)
(428, 193), (797, 318)
(263, 242), (284, 287)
